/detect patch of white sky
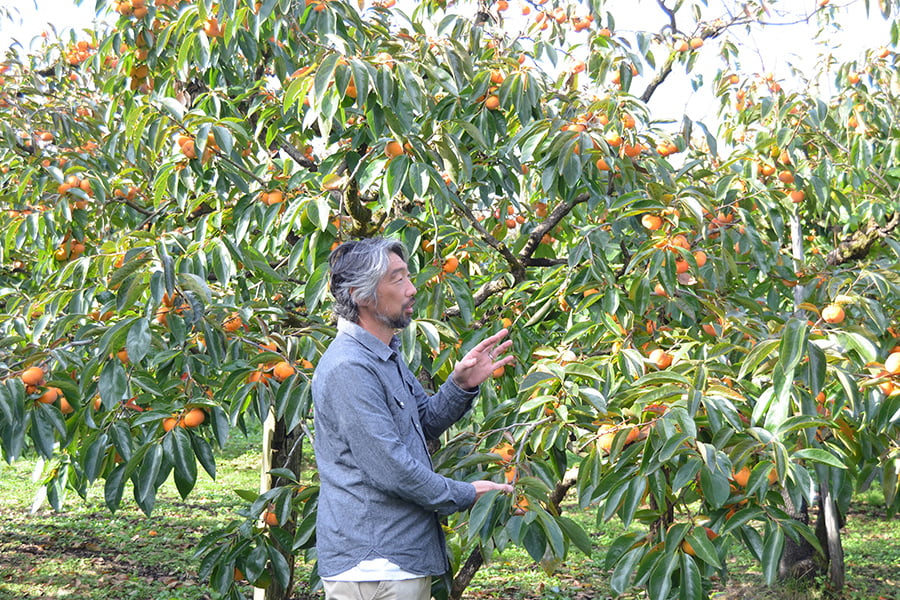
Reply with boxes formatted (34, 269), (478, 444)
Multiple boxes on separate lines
(483, 0), (894, 125)
(2, 0), (892, 126)
(0, 0), (107, 52)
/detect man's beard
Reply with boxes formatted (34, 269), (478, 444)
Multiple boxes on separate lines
(374, 305), (413, 330)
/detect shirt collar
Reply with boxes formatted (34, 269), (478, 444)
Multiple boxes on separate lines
(336, 318), (401, 361)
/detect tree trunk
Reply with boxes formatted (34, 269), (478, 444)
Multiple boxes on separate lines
(254, 410), (276, 600)
(778, 492), (819, 581)
(450, 547), (484, 600)
(817, 482), (845, 593)
(777, 211), (821, 583)
(449, 476), (577, 600)
(257, 409), (305, 600)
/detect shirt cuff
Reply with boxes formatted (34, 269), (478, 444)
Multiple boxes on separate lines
(449, 373), (480, 394)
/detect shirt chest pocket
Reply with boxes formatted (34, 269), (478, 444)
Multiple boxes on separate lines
(390, 393), (427, 449)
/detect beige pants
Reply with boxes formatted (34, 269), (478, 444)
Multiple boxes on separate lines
(322, 576), (431, 600)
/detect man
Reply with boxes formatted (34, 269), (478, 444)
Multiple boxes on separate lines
(312, 237), (515, 600)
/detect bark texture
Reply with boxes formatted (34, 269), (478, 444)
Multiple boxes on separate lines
(778, 493), (819, 581)
(262, 415), (306, 600)
(825, 212), (899, 265)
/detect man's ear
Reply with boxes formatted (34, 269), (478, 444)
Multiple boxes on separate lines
(351, 288), (370, 308)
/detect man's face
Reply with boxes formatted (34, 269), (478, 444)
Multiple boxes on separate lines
(371, 252), (416, 330)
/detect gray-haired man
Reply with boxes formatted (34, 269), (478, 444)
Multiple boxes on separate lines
(312, 237), (514, 600)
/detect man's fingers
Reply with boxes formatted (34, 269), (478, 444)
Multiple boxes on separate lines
(493, 340), (513, 355)
(479, 328), (509, 351)
(488, 342), (514, 365)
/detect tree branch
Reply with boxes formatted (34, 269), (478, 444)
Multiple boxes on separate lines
(640, 11), (751, 104)
(444, 192), (591, 318)
(278, 141), (317, 172)
(519, 192), (590, 263)
(450, 547), (484, 600)
(825, 212), (900, 265)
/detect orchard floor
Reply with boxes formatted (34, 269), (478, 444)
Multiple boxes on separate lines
(1, 492), (896, 600)
(1, 436), (898, 600)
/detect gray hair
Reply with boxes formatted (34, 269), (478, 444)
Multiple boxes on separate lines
(329, 237), (408, 323)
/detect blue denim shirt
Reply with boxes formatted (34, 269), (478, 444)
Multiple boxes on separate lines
(312, 319), (478, 578)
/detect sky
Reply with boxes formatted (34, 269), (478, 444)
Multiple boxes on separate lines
(633, 1), (892, 122)
(0, 0), (102, 51)
(0, 0), (893, 125)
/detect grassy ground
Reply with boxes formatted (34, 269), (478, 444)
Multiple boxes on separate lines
(1, 429), (898, 600)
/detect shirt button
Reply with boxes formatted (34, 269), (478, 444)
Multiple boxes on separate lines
(400, 402), (405, 408)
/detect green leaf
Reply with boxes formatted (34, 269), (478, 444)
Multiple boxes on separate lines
(191, 434), (216, 479)
(304, 263), (330, 314)
(793, 448), (847, 469)
(604, 532), (641, 570)
(108, 252), (152, 291)
(557, 516), (593, 556)
(778, 317), (808, 372)
(83, 432), (108, 484)
(125, 318), (152, 364)
(522, 520), (547, 562)
(29, 405), (60, 458)
(134, 443), (163, 515)
(831, 331), (879, 363)
(699, 465), (731, 508)
(468, 490), (499, 541)
(384, 154), (409, 206)
(618, 476), (647, 528)
(610, 547), (643, 594)
(157, 97), (185, 120)
(535, 510), (566, 560)
(97, 317), (140, 359)
(98, 359), (129, 404)
(291, 514), (316, 552)
(807, 341), (827, 394)
(178, 272), (212, 304)
(762, 525), (785, 585)
(684, 528), (721, 568)
(679, 552), (703, 600)
(445, 274), (474, 324)
(104, 464), (127, 513)
(208, 559), (233, 595)
(737, 339), (779, 379)
(267, 544), (291, 590)
(646, 551), (676, 600)
(409, 162), (430, 197)
(170, 427), (198, 499)
(244, 543), (268, 585)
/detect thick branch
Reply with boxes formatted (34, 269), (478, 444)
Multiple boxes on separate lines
(640, 11), (750, 104)
(444, 193), (591, 318)
(450, 547), (484, 600)
(817, 130), (895, 193)
(519, 192), (590, 263)
(278, 141), (317, 171)
(640, 52), (679, 104)
(820, 483), (845, 592)
(449, 475), (575, 600)
(547, 476), (577, 513)
(527, 257), (569, 266)
(453, 200), (523, 274)
(655, 0), (677, 32)
(825, 212), (899, 265)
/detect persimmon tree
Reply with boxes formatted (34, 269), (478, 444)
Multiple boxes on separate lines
(1, 1), (900, 600)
